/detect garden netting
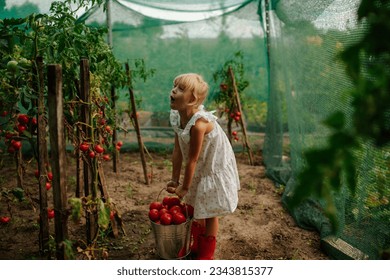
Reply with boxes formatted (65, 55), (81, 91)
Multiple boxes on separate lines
(2, 0), (389, 259)
(260, 0), (390, 259)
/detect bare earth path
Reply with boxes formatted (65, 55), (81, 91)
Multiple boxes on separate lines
(0, 151), (328, 260)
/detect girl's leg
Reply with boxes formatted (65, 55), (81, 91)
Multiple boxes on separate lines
(196, 219), (205, 227)
(205, 217), (218, 237)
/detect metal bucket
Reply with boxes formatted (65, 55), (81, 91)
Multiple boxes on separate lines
(150, 218), (192, 259)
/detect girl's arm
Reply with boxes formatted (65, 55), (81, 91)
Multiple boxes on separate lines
(175, 119), (213, 198)
(171, 133), (182, 183)
(167, 133), (182, 192)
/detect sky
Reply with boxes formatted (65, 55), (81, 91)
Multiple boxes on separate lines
(4, 0), (89, 16)
(5, 0), (53, 13)
(3, 0), (263, 38)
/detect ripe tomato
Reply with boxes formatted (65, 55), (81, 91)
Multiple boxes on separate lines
(110, 210), (115, 220)
(79, 142), (89, 152)
(181, 204), (194, 218)
(219, 83), (228, 91)
(172, 212), (186, 225)
(34, 169), (40, 178)
(168, 197), (181, 207)
(159, 208), (169, 218)
(148, 209), (160, 222)
(17, 124), (27, 133)
(169, 205), (182, 215)
(103, 154), (110, 161)
(7, 146), (15, 154)
(105, 126), (112, 133)
(149, 201), (163, 210)
(88, 151), (95, 158)
(47, 172), (53, 181)
(94, 144), (104, 154)
(5, 132), (14, 139)
(162, 196), (171, 206)
(116, 141), (123, 147)
(45, 182), (51, 190)
(47, 209), (55, 219)
(232, 131), (237, 136)
(0, 216), (11, 224)
(17, 114), (29, 124)
(234, 115), (241, 121)
(160, 213), (172, 225)
(31, 117), (37, 126)
(11, 140), (22, 150)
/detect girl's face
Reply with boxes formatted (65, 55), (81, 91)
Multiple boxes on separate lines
(170, 81), (193, 111)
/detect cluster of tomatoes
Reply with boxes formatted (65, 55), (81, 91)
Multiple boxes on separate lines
(34, 169), (53, 191)
(78, 140), (122, 161)
(230, 111), (241, 122)
(148, 196), (194, 225)
(1, 113), (38, 154)
(34, 169), (55, 220)
(77, 116), (124, 161)
(79, 141), (107, 160)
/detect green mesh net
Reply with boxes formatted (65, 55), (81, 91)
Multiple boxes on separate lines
(262, 0), (390, 259)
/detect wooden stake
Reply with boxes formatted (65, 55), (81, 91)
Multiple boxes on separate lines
(47, 64), (69, 259)
(125, 63), (150, 185)
(35, 56), (50, 256)
(80, 58), (98, 243)
(228, 66), (254, 165)
(111, 85), (119, 173)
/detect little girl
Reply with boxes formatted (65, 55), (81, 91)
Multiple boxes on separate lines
(166, 73), (240, 260)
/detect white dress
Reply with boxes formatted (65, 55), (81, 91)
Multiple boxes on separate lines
(170, 108), (240, 219)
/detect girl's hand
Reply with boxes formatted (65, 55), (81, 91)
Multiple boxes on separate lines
(166, 186), (176, 193)
(166, 180), (179, 194)
(175, 185), (188, 199)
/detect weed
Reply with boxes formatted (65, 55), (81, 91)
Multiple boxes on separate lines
(126, 183), (133, 198)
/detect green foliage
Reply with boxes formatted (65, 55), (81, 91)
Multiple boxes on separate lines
(340, 0), (390, 146)
(68, 197), (82, 222)
(97, 198), (110, 230)
(211, 51), (249, 106)
(291, 0), (390, 233)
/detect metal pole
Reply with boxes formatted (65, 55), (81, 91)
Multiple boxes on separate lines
(106, 0), (113, 47)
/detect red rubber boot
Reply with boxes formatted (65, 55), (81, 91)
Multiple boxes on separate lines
(196, 234), (216, 260)
(190, 221), (205, 256)
(177, 221), (205, 259)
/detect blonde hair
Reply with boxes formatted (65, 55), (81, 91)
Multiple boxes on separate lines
(174, 73), (209, 107)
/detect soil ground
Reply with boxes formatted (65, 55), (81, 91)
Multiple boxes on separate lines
(0, 143), (328, 260)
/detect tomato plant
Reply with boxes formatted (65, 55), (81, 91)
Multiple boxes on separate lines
(1, 0), (155, 258)
(210, 51), (249, 142)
